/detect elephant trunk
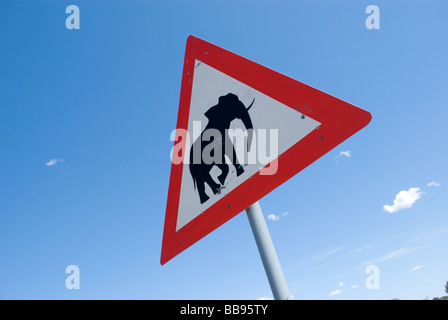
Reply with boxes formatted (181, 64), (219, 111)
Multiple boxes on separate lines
(241, 99), (255, 152)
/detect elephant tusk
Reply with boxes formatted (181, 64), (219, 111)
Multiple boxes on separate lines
(246, 98), (255, 111)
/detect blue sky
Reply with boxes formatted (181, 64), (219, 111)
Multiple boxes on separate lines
(1, 0), (447, 299)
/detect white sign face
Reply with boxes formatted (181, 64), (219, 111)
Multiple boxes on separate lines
(175, 60), (320, 231)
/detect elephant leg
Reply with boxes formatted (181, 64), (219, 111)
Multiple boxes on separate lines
(217, 163), (229, 185)
(191, 163), (210, 204)
(217, 151), (229, 185)
(196, 176), (209, 204)
(234, 163), (244, 177)
(224, 134), (245, 177)
(204, 173), (221, 195)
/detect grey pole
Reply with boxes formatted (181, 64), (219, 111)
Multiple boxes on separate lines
(246, 201), (291, 300)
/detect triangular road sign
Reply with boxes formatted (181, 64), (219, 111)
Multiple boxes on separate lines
(161, 35), (371, 265)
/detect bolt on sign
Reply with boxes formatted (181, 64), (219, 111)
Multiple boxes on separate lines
(161, 36), (371, 265)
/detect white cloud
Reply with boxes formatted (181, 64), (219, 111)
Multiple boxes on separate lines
(383, 187), (422, 213)
(427, 181), (441, 187)
(267, 212), (289, 221)
(339, 150), (352, 158)
(338, 282), (344, 287)
(335, 150), (352, 162)
(329, 289), (342, 296)
(412, 265), (423, 272)
(45, 158), (63, 166)
(351, 284), (359, 289)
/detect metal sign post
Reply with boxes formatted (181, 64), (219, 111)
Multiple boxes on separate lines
(246, 201), (291, 300)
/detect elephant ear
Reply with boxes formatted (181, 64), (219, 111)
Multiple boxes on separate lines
(204, 105), (219, 120)
(204, 93), (237, 120)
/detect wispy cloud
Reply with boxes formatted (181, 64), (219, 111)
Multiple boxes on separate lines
(350, 244), (374, 254)
(292, 246), (344, 269)
(383, 187), (422, 213)
(304, 247), (343, 265)
(376, 246), (420, 263)
(329, 289), (342, 296)
(411, 227), (448, 243)
(427, 181), (441, 187)
(329, 282), (345, 296)
(363, 246), (423, 266)
(267, 212), (289, 221)
(412, 265), (423, 272)
(45, 158), (63, 166)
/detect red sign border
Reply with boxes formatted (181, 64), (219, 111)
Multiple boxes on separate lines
(161, 35), (371, 265)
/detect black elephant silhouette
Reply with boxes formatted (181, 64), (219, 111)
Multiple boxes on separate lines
(189, 93), (255, 204)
